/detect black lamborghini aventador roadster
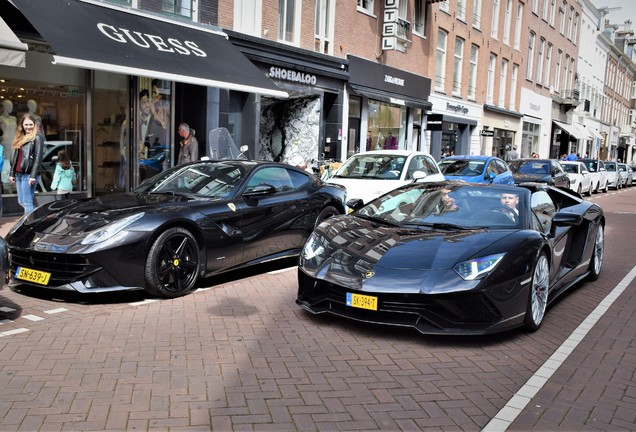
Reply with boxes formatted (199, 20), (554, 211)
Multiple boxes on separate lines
(6, 160), (346, 298)
(296, 181), (604, 335)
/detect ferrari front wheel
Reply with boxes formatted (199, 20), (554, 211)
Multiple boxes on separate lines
(524, 253), (549, 332)
(587, 225), (604, 281)
(144, 227), (200, 298)
(314, 205), (339, 228)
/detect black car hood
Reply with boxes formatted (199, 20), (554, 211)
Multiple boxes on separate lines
(19, 193), (199, 237)
(308, 216), (514, 293)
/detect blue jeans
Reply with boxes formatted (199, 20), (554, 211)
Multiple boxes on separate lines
(16, 173), (39, 214)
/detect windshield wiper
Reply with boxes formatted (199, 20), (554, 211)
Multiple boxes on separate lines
(354, 213), (401, 227)
(407, 222), (481, 230)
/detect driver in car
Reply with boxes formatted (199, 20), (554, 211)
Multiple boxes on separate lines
(500, 192), (520, 215)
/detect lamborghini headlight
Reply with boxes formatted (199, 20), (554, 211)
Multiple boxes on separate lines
(301, 232), (325, 260)
(453, 253), (506, 281)
(81, 213), (145, 245)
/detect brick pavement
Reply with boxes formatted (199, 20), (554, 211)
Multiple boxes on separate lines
(0, 190), (633, 431)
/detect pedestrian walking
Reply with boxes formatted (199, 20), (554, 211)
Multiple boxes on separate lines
(177, 122), (199, 165)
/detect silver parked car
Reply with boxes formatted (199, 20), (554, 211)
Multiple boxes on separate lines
(618, 163), (633, 187)
(604, 161), (622, 189)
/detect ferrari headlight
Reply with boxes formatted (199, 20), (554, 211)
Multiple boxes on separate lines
(453, 253), (506, 281)
(81, 213), (145, 245)
(301, 232), (325, 260)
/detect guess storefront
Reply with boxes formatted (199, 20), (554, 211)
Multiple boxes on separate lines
(1, 0), (284, 214)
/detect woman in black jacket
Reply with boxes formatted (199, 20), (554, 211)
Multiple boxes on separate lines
(9, 113), (44, 214)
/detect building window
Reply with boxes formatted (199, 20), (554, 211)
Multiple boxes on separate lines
(435, 29), (448, 91)
(162, 0), (194, 19)
(473, 0), (482, 29)
(315, 0), (334, 54)
(537, 37), (545, 85)
(527, 32), (535, 81)
(555, 50), (562, 92)
(279, 0), (298, 43)
(545, 43), (552, 86)
(414, 0), (425, 35)
(457, 0), (466, 21)
(503, 0), (512, 45)
(357, 0), (374, 13)
(499, 59), (508, 107)
(440, 0), (450, 13)
(559, 4), (565, 34)
(234, 0), (262, 36)
(510, 64), (519, 109)
(573, 12), (579, 44)
(468, 44), (479, 100)
(491, 0), (500, 38)
(567, 6), (574, 39)
(453, 37), (464, 96)
(550, 0), (556, 26)
(542, 0), (549, 20)
(514, 3), (523, 50)
(532, 0), (539, 14)
(487, 53), (496, 104)
(563, 54), (570, 92)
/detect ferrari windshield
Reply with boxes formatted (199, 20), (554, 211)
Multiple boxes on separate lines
(333, 154), (407, 180)
(356, 183), (524, 228)
(136, 162), (246, 198)
(438, 159), (485, 176)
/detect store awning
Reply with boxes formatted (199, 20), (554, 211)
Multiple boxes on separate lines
(0, 15), (27, 67)
(553, 120), (587, 140)
(9, 0), (287, 98)
(350, 84), (432, 110)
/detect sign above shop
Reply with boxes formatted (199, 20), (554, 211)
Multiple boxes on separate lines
(268, 67), (317, 85)
(481, 129), (495, 137)
(427, 114), (443, 131)
(8, 0), (287, 98)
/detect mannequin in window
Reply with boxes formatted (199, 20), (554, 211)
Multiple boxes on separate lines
(384, 131), (398, 150)
(26, 99), (45, 137)
(0, 99), (17, 182)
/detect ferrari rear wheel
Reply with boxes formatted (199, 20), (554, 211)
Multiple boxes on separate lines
(587, 225), (604, 281)
(524, 253), (549, 332)
(144, 227), (200, 298)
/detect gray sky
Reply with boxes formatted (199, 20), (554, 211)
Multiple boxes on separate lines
(596, 0), (636, 26)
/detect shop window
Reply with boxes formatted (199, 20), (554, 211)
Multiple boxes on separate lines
(367, 100), (406, 151)
(0, 61), (86, 198)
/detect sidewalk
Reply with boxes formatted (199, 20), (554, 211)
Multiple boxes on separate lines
(0, 216), (19, 238)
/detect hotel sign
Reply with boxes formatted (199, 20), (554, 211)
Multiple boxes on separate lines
(382, 0), (399, 51)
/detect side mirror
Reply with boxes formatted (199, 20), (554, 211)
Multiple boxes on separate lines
(488, 172), (496, 182)
(553, 210), (583, 227)
(243, 184), (276, 197)
(346, 198), (365, 211)
(411, 171), (428, 182)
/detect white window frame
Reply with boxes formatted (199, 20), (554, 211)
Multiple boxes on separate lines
(473, 0), (482, 29)
(279, 0), (301, 44)
(542, 0), (549, 21)
(315, 0), (335, 54)
(510, 64), (519, 109)
(414, 0), (426, 36)
(234, 0), (262, 37)
(457, 0), (466, 21)
(567, 6), (574, 40)
(491, 0), (500, 38)
(468, 44), (479, 100)
(555, 50), (562, 93)
(532, 0), (539, 14)
(550, 0), (556, 26)
(440, 0), (450, 14)
(537, 38), (545, 85)
(435, 30), (448, 92)
(487, 53), (496, 104)
(545, 43), (552, 86)
(527, 32), (535, 80)
(559, 4), (566, 34)
(573, 12), (579, 44)
(357, 0), (374, 14)
(563, 54), (570, 92)
(514, 3), (523, 50)
(499, 59), (508, 107)
(503, 0), (512, 45)
(162, 0), (197, 20)
(453, 37), (465, 96)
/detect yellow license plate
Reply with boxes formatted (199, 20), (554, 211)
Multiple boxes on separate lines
(15, 266), (51, 286)
(346, 292), (378, 311)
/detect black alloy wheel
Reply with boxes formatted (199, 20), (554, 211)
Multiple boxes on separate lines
(144, 227), (200, 298)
